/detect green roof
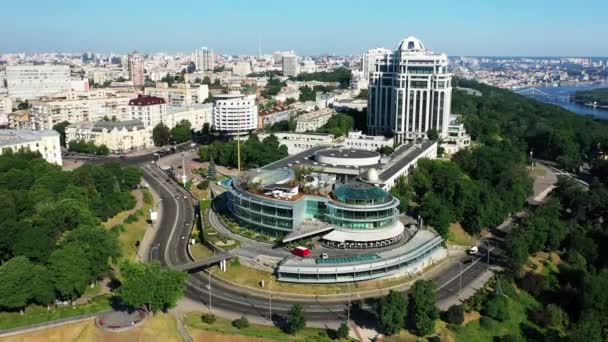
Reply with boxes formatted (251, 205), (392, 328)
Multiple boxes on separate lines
(316, 254), (379, 264)
(333, 181), (390, 203)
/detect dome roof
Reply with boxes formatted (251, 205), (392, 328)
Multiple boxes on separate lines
(398, 36), (425, 51)
(332, 181), (390, 204)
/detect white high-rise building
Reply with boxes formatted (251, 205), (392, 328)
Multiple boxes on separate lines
(282, 53), (299, 77)
(213, 94), (257, 134)
(128, 51), (145, 87)
(368, 37), (452, 143)
(361, 48), (391, 81)
(194, 47), (215, 71)
(5, 65), (71, 100)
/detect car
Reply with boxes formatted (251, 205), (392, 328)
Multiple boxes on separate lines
(175, 195), (181, 199)
(468, 246), (479, 255)
(463, 258), (474, 265)
(321, 253), (329, 259)
(183, 195), (187, 199)
(119, 155), (127, 160)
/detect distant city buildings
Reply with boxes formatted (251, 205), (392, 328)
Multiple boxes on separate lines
(368, 37), (452, 143)
(361, 48), (391, 81)
(0, 129), (62, 165)
(295, 108), (335, 132)
(127, 51), (145, 87)
(212, 93), (257, 134)
(194, 47), (215, 71)
(5, 65), (71, 100)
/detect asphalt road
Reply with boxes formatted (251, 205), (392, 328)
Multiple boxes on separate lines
(69, 149), (496, 321)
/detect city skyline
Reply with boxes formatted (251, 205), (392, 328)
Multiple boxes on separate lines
(2, 0), (608, 56)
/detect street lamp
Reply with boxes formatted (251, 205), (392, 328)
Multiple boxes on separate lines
(268, 279), (272, 322)
(482, 240), (492, 271)
(347, 281), (351, 324)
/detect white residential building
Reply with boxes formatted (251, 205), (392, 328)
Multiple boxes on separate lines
(194, 47), (215, 71)
(29, 90), (134, 130)
(0, 96), (12, 126)
(442, 115), (471, 154)
(126, 95), (167, 127)
(213, 93), (257, 134)
(295, 108), (335, 132)
(344, 131), (394, 152)
(65, 120), (153, 154)
(0, 129), (62, 165)
(167, 104), (213, 131)
(232, 61), (252, 76)
(282, 54), (299, 77)
(361, 48), (391, 81)
(368, 37), (452, 143)
(145, 83), (208, 107)
(253, 132), (335, 155)
(5, 65), (71, 100)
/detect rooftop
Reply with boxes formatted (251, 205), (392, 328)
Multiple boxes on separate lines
(128, 94), (165, 106)
(315, 148), (379, 160)
(332, 180), (390, 203)
(0, 129), (59, 147)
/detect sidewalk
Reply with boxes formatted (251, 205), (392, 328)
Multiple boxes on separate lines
(137, 179), (163, 262)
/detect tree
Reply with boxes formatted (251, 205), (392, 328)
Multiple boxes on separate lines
(232, 316), (250, 329)
(49, 244), (92, 299)
(62, 225), (121, 279)
(170, 120), (192, 144)
(336, 322), (349, 339)
(443, 304), (465, 325)
(198, 145), (210, 162)
(207, 157), (217, 180)
(118, 261), (187, 313)
(426, 129), (439, 141)
(376, 290), (408, 335)
(0, 256), (36, 310)
(53, 121), (70, 147)
(95, 144), (110, 155)
(285, 304), (306, 334)
(419, 193), (452, 238)
(482, 295), (510, 322)
(152, 123), (171, 146)
(407, 280), (439, 336)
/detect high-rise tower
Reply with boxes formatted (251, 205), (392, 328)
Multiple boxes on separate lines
(128, 51), (145, 87)
(367, 37), (452, 143)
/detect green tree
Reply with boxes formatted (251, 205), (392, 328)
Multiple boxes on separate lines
(49, 244), (92, 299)
(53, 121), (70, 147)
(232, 316), (250, 329)
(118, 261), (187, 313)
(420, 193), (452, 238)
(0, 257), (36, 309)
(170, 120), (192, 144)
(443, 304), (465, 325)
(285, 304), (306, 334)
(62, 225), (120, 279)
(95, 144), (110, 155)
(483, 295), (510, 322)
(426, 129), (439, 141)
(376, 290), (408, 335)
(336, 322), (349, 339)
(207, 157), (217, 180)
(198, 145), (210, 162)
(407, 280), (439, 336)
(152, 122), (171, 146)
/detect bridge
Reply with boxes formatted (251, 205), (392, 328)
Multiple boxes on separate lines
(512, 87), (569, 99)
(172, 250), (236, 272)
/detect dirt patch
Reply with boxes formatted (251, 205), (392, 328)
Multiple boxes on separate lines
(463, 310), (481, 325)
(190, 330), (269, 342)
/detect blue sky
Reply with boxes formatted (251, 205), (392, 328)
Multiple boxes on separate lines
(1, 0), (606, 56)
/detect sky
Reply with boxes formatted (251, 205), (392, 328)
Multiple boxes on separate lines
(1, 0), (607, 56)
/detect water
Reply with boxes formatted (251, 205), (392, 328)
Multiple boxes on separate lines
(519, 84), (608, 120)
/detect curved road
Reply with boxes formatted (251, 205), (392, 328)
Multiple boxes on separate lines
(71, 149), (496, 321)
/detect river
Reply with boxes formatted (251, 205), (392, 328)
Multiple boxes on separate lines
(518, 84), (608, 120)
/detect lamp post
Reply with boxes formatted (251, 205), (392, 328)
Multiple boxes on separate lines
(347, 281), (351, 324)
(269, 279), (272, 322)
(482, 240), (491, 271)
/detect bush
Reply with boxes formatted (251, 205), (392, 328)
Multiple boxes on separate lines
(285, 304), (306, 334)
(493, 334), (524, 342)
(125, 213), (139, 224)
(232, 316), (249, 329)
(443, 304), (465, 325)
(479, 316), (498, 329)
(483, 295), (511, 322)
(197, 180), (210, 190)
(201, 313), (216, 324)
(142, 190), (153, 205)
(427, 336), (441, 342)
(336, 322), (349, 339)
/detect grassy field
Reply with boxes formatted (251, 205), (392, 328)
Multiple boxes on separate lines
(1, 313), (181, 342)
(0, 295), (112, 330)
(191, 243), (214, 259)
(209, 262), (412, 296)
(446, 223), (476, 246)
(103, 188), (155, 261)
(185, 312), (353, 342)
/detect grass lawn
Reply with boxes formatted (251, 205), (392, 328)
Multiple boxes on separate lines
(104, 188), (155, 261)
(209, 262), (412, 296)
(0, 295), (112, 330)
(184, 312), (354, 342)
(191, 243), (215, 260)
(446, 223), (476, 246)
(384, 320), (454, 342)
(1, 313), (181, 342)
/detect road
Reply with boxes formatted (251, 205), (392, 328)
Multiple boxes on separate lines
(68, 149), (499, 321)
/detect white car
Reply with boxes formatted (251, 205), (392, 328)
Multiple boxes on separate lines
(468, 246), (479, 255)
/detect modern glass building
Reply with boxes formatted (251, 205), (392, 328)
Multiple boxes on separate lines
(227, 168), (404, 248)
